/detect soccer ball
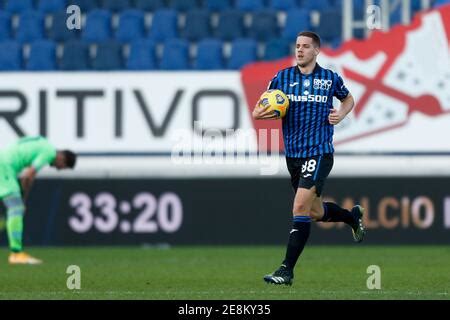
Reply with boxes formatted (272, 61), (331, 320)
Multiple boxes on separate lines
(258, 89), (289, 118)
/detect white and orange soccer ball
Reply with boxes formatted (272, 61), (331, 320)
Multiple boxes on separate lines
(258, 89), (289, 118)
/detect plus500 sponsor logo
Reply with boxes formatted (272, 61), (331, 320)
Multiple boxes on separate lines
(287, 94), (328, 103)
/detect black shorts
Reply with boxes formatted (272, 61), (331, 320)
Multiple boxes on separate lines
(286, 153), (334, 196)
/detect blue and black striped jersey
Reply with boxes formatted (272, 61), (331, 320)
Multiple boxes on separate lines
(268, 63), (349, 158)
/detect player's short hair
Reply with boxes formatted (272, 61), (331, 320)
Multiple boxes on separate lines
(62, 150), (77, 168)
(297, 31), (321, 48)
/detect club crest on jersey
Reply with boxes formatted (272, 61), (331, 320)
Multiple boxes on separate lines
(313, 79), (332, 90)
(303, 79), (310, 87)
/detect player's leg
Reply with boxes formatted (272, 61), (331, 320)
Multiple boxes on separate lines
(282, 186), (315, 268)
(310, 196), (324, 221)
(279, 155), (328, 271)
(314, 199), (358, 224)
(2, 193), (42, 265)
(312, 197), (366, 242)
(0, 162), (42, 265)
(307, 154), (366, 242)
(311, 197), (356, 224)
(4, 193), (25, 253)
(0, 163), (23, 254)
(264, 157), (316, 285)
(264, 186), (316, 285)
(284, 186), (316, 265)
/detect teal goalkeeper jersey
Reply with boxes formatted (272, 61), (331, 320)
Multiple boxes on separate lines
(1, 136), (57, 175)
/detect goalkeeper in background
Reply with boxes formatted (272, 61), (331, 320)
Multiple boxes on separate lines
(0, 136), (76, 264)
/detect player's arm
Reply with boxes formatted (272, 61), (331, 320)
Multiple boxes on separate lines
(20, 166), (37, 202)
(329, 93), (354, 125)
(252, 100), (279, 120)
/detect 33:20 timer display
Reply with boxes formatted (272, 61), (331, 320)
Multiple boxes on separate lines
(68, 192), (183, 234)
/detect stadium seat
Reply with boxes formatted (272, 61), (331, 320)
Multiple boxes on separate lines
(264, 37), (290, 60)
(82, 9), (112, 43)
(329, 0), (358, 17)
(60, 40), (90, 70)
(215, 9), (245, 41)
(389, 7), (403, 27)
(235, 0), (265, 12)
(0, 11), (12, 41)
(411, 0), (423, 14)
(300, 0), (331, 11)
(92, 41), (123, 70)
(100, 0), (132, 12)
(183, 9), (211, 42)
(316, 9), (342, 43)
(4, 0), (34, 14)
(170, 0), (200, 12)
(37, 0), (66, 14)
(249, 10), (279, 41)
(349, 0), (365, 20)
(330, 0), (342, 8)
(195, 38), (224, 70)
(126, 39), (157, 70)
(352, 28), (364, 40)
(48, 11), (80, 41)
(160, 38), (190, 70)
(134, 0), (166, 11)
(148, 9), (178, 42)
(282, 9), (310, 41)
(69, 0), (100, 11)
(433, 0), (450, 7)
(269, 0), (298, 10)
(228, 38), (257, 70)
(0, 41), (22, 70)
(116, 9), (145, 43)
(204, 0), (232, 11)
(17, 11), (45, 43)
(26, 39), (57, 70)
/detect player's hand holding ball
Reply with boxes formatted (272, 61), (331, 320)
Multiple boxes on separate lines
(252, 100), (278, 119)
(252, 89), (289, 120)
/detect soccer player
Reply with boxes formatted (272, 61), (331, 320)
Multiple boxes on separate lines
(0, 136), (77, 264)
(252, 31), (366, 285)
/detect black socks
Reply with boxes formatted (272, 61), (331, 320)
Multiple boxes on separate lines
(282, 216), (311, 270)
(321, 202), (355, 225)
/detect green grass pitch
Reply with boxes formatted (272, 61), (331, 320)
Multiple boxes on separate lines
(0, 246), (448, 300)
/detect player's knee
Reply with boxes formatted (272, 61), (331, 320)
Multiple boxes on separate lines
(292, 202), (311, 215)
(6, 205), (25, 218)
(4, 194), (25, 218)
